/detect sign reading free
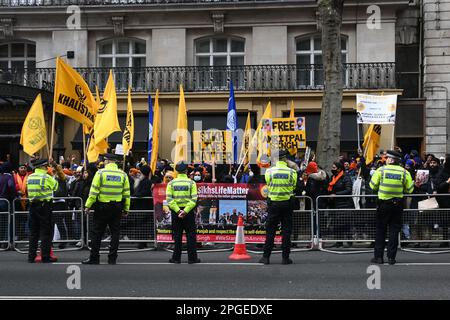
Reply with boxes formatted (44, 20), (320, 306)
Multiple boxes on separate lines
(261, 117), (307, 150)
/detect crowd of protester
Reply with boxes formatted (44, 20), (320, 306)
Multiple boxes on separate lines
(1, 146), (450, 249)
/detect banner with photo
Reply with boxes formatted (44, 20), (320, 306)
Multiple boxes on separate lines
(356, 94), (397, 124)
(192, 130), (233, 164)
(261, 117), (307, 150)
(152, 183), (282, 243)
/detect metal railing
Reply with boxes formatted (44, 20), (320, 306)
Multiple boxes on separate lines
(316, 194), (377, 254)
(86, 196), (157, 253)
(400, 194), (450, 254)
(0, 0), (299, 7)
(0, 63), (396, 93)
(0, 199), (11, 251)
(12, 197), (85, 254)
(316, 194), (450, 254)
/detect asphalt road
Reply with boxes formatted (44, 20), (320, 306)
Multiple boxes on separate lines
(1, 248), (450, 299)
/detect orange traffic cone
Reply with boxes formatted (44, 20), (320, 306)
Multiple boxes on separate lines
(229, 215), (251, 260)
(35, 247), (58, 263)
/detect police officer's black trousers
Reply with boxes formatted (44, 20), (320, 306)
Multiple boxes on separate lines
(171, 210), (198, 261)
(90, 202), (123, 261)
(263, 200), (293, 259)
(28, 201), (53, 261)
(374, 199), (403, 260)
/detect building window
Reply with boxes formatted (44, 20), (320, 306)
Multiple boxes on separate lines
(97, 38), (146, 91)
(0, 41), (36, 71)
(195, 37), (245, 89)
(296, 35), (347, 88)
(97, 38), (146, 68)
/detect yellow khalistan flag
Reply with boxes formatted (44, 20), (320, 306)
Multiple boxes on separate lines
(239, 112), (252, 166)
(53, 57), (96, 128)
(250, 102), (272, 167)
(174, 85), (188, 164)
(150, 89), (160, 174)
(362, 124), (382, 165)
(86, 86), (108, 162)
(122, 86), (134, 155)
(20, 94), (47, 156)
(289, 100), (295, 118)
(94, 70), (121, 145)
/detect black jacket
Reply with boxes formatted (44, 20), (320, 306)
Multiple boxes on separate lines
(328, 173), (354, 209)
(296, 169), (328, 209)
(436, 168), (450, 208)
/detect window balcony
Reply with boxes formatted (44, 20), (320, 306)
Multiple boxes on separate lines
(0, 63), (396, 93)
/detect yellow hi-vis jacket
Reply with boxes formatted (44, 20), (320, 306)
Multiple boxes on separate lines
(265, 161), (297, 201)
(26, 168), (58, 202)
(85, 163), (131, 211)
(166, 173), (197, 213)
(369, 164), (414, 200)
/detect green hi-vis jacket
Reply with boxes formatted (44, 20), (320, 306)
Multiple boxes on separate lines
(265, 161), (298, 201)
(26, 168), (59, 202)
(166, 173), (198, 213)
(85, 163), (131, 211)
(369, 164), (414, 200)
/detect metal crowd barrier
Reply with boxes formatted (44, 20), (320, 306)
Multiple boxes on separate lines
(247, 196), (315, 254)
(0, 198), (11, 251)
(316, 194), (450, 255)
(400, 194), (450, 254)
(86, 197), (157, 253)
(12, 197), (85, 254)
(316, 194), (378, 254)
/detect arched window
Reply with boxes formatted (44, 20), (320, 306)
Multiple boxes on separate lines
(194, 36), (245, 89)
(97, 38), (146, 68)
(0, 41), (36, 71)
(295, 35), (347, 87)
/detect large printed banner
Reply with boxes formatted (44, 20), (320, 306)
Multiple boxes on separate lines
(261, 117), (307, 150)
(153, 183), (282, 243)
(356, 94), (397, 124)
(193, 130), (233, 164)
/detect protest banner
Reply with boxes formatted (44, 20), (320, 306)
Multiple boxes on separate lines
(260, 117), (307, 150)
(152, 183), (282, 243)
(356, 94), (397, 124)
(193, 130), (233, 164)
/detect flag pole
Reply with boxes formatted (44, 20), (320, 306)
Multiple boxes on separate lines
(49, 105), (56, 160)
(123, 154), (126, 171)
(82, 127), (87, 170)
(391, 124), (395, 150)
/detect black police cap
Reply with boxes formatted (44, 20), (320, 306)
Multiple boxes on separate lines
(386, 150), (402, 160)
(278, 149), (290, 159)
(30, 158), (49, 168)
(101, 153), (122, 161)
(175, 161), (188, 172)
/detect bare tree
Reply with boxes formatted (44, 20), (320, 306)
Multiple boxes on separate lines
(316, 0), (344, 173)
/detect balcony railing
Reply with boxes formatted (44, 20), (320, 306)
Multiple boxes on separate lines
(0, 63), (396, 93)
(0, 0), (290, 6)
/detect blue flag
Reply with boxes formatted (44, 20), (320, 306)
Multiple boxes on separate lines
(227, 81), (238, 163)
(148, 95), (153, 164)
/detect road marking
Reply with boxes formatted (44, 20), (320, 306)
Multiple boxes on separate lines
(48, 262), (450, 266)
(53, 262), (263, 266)
(394, 262), (450, 266)
(0, 296), (294, 300)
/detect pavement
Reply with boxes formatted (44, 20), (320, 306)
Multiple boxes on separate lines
(1, 247), (450, 300)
